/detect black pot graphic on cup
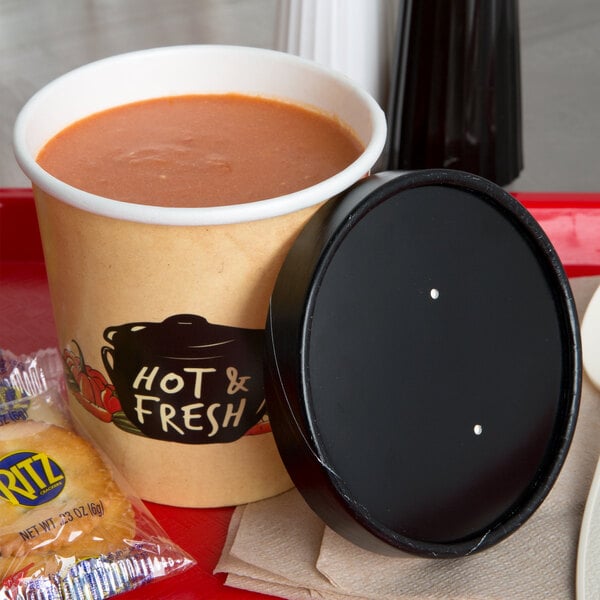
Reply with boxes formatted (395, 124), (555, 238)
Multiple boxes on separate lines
(101, 314), (265, 444)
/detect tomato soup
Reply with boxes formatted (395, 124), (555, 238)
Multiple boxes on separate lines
(36, 94), (364, 208)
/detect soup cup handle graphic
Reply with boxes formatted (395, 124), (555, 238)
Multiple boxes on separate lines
(100, 315), (267, 444)
(101, 339), (116, 380)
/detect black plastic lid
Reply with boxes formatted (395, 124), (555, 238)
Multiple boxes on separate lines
(264, 169), (581, 558)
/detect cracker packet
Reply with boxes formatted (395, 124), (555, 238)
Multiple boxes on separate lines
(0, 348), (195, 599)
(0, 348), (69, 429)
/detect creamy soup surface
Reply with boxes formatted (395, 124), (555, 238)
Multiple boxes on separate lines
(37, 94), (364, 208)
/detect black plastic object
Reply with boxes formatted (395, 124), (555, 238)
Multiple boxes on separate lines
(386, 0), (523, 186)
(264, 169), (580, 558)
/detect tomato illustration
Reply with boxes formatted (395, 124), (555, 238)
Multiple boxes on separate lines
(63, 341), (121, 422)
(245, 415), (272, 436)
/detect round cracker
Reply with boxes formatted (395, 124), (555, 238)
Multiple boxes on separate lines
(0, 421), (134, 560)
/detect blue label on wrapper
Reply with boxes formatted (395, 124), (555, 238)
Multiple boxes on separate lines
(0, 451), (66, 506)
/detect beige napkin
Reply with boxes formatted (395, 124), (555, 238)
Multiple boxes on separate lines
(215, 276), (600, 600)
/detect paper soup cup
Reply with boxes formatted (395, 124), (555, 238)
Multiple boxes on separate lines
(14, 45), (387, 507)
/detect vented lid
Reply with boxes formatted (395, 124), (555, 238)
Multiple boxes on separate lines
(264, 169), (581, 557)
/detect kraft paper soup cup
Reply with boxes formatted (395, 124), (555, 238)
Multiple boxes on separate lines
(13, 45), (387, 507)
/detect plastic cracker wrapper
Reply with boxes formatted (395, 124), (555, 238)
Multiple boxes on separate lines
(0, 348), (69, 429)
(0, 348), (195, 599)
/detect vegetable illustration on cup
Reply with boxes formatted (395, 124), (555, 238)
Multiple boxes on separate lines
(63, 341), (121, 423)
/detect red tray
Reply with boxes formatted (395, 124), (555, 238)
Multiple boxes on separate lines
(1, 188), (600, 599)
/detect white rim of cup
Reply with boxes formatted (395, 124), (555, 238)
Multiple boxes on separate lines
(13, 45), (387, 226)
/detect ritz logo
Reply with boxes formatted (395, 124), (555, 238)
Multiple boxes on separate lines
(0, 451), (65, 507)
